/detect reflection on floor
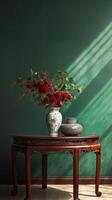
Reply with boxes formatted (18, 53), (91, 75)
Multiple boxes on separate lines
(0, 184), (111, 200)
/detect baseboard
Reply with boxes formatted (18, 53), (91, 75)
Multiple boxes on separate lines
(32, 176), (112, 184)
(0, 176), (112, 185)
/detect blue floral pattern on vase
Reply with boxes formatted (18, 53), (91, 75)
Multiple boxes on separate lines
(46, 107), (62, 137)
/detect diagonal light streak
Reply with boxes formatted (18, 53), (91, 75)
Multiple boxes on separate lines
(66, 23), (112, 91)
(77, 47), (112, 87)
(63, 23), (112, 118)
(87, 91), (112, 127)
(77, 40), (112, 78)
(69, 32), (112, 78)
(78, 78), (112, 119)
(62, 23), (112, 176)
(68, 22), (112, 74)
(77, 78), (112, 134)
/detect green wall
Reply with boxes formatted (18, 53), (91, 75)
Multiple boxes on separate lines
(0, 0), (112, 182)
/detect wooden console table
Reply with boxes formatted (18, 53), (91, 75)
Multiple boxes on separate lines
(11, 135), (102, 200)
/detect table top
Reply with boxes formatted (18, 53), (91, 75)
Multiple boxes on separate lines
(12, 134), (100, 147)
(13, 134), (99, 139)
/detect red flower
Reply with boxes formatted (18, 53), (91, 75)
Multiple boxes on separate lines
(38, 82), (51, 93)
(61, 92), (68, 99)
(33, 81), (40, 88)
(26, 83), (33, 89)
(49, 96), (56, 104)
(57, 101), (63, 107)
(66, 94), (73, 100)
(62, 92), (73, 100)
(55, 92), (62, 99)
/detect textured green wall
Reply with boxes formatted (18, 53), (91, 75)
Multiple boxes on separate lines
(0, 0), (112, 182)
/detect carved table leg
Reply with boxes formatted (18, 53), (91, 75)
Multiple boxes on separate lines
(42, 153), (48, 189)
(95, 149), (102, 197)
(73, 149), (80, 200)
(24, 149), (32, 200)
(11, 145), (18, 196)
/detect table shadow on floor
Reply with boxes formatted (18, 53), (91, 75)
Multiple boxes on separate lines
(0, 185), (72, 200)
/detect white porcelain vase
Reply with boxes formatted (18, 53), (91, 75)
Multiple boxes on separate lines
(46, 107), (62, 137)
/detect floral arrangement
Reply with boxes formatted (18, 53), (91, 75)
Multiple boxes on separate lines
(14, 69), (81, 108)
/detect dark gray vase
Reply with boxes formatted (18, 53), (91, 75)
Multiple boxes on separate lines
(60, 117), (83, 136)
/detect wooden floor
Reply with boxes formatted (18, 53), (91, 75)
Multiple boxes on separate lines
(0, 185), (111, 200)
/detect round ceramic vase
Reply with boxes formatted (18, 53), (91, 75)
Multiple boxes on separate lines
(60, 117), (83, 136)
